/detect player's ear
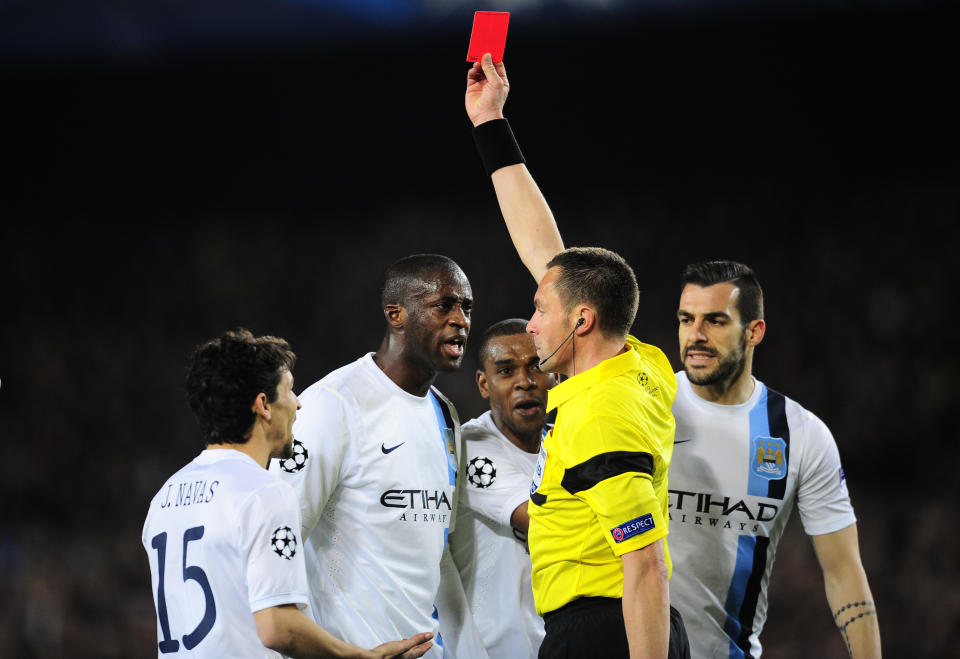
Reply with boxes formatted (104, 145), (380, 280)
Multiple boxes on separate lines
(384, 303), (406, 330)
(476, 369), (490, 399)
(251, 392), (270, 420)
(575, 307), (595, 335)
(746, 318), (766, 347)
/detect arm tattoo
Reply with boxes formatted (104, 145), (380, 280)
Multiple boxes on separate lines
(833, 600), (877, 655)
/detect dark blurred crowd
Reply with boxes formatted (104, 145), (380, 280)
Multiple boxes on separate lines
(3, 174), (957, 657)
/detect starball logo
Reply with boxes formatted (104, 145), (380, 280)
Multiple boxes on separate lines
(637, 371), (661, 399)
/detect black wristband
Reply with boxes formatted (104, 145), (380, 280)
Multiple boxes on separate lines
(472, 118), (525, 176)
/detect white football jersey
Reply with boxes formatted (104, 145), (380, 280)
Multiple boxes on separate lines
(450, 411), (545, 659)
(142, 449), (309, 658)
(667, 372), (857, 659)
(271, 353), (464, 659)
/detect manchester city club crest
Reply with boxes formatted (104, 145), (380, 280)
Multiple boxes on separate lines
(443, 428), (458, 475)
(750, 435), (787, 480)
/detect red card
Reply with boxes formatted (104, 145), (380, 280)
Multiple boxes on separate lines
(466, 11), (510, 63)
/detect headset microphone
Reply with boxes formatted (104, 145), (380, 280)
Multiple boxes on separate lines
(538, 318), (585, 368)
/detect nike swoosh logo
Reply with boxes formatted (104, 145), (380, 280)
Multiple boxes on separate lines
(381, 442), (405, 454)
(674, 439), (694, 444)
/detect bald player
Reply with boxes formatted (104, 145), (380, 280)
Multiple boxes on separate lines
(271, 255), (487, 659)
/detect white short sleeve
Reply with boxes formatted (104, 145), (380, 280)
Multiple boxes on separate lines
(237, 481), (311, 613)
(796, 411), (858, 536)
(271, 384), (353, 537)
(461, 439), (533, 530)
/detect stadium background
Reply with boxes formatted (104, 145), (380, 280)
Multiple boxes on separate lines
(2, 1), (957, 656)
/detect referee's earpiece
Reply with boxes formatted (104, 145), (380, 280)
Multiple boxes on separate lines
(538, 318), (586, 368)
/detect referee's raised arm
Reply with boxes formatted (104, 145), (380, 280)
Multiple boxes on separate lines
(465, 53), (563, 284)
(465, 56), (688, 659)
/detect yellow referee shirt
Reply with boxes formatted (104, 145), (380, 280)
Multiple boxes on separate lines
(528, 335), (677, 615)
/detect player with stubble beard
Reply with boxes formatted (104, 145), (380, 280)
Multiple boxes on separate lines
(668, 261), (881, 658)
(271, 255), (488, 659)
(450, 319), (557, 659)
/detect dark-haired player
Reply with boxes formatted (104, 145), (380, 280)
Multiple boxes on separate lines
(465, 57), (689, 659)
(271, 255), (487, 659)
(450, 319), (556, 658)
(668, 261), (881, 658)
(142, 328), (432, 658)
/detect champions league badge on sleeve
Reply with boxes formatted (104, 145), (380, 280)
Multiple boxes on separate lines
(466, 456), (496, 488)
(751, 436), (787, 480)
(611, 513), (655, 543)
(271, 526), (298, 559)
(279, 439), (308, 473)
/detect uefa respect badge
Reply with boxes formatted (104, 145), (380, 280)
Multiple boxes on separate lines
(610, 513), (655, 543)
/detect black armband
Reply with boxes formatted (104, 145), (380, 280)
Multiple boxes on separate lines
(472, 118), (525, 176)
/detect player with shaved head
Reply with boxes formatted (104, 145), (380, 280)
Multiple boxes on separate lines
(271, 254), (488, 659)
(667, 261), (881, 658)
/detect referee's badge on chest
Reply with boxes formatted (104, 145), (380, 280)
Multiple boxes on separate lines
(530, 444), (547, 495)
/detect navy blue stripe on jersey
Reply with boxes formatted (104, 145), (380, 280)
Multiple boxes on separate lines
(722, 535), (769, 659)
(747, 387), (770, 498)
(530, 492), (547, 506)
(765, 390), (790, 500)
(560, 451), (654, 494)
(747, 386), (791, 499)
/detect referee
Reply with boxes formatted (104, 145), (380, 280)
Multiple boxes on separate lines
(464, 55), (690, 659)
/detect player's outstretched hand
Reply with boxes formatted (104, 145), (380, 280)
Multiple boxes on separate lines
(369, 632), (434, 659)
(465, 52), (509, 127)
